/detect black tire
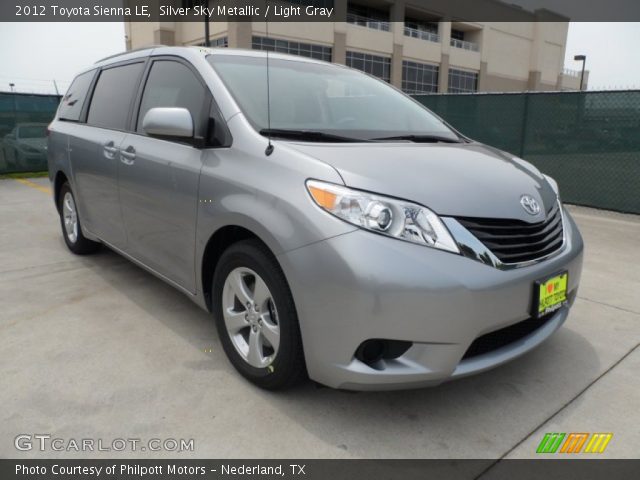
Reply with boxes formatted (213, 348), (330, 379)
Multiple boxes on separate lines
(212, 239), (306, 390)
(58, 182), (101, 255)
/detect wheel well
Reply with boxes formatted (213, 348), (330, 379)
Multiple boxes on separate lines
(53, 171), (68, 212)
(201, 226), (267, 311)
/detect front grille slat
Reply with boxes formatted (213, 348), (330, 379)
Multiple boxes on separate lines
(493, 236), (564, 262)
(481, 227), (563, 252)
(458, 204), (559, 231)
(456, 203), (564, 264)
(471, 214), (562, 242)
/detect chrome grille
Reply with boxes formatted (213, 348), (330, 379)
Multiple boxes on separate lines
(456, 202), (564, 264)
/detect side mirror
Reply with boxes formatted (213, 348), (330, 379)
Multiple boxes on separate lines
(142, 107), (193, 138)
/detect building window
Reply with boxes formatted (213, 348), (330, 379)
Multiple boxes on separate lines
(347, 2), (390, 32)
(346, 51), (391, 83)
(451, 29), (465, 41)
(404, 18), (440, 43)
(251, 36), (332, 62)
(211, 37), (228, 48)
(402, 60), (439, 94)
(406, 19), (438, 34)
(197, 37), (228, 48)
(448, 68), (479, 93)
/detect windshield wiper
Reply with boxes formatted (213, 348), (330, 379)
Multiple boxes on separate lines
(259, 128), (371, 143)
(372, 134), (463, 143)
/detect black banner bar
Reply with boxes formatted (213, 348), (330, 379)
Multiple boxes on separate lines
(2, 0), (640, 22)
(2, 460), (640, 480)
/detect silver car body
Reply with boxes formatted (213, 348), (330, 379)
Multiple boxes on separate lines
(4, 122), (48, 169)
(48, 47), (583, 390)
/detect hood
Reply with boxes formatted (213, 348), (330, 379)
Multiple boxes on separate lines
(286, 141), (558, 222)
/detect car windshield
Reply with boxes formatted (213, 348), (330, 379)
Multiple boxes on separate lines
(208, 54), (458, 142)
(18, 125), (47, 139)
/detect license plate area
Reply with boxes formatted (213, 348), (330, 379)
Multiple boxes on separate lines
(534, 271), (568, 318)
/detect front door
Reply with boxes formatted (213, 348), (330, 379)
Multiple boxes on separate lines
(117, 59), (210, 292)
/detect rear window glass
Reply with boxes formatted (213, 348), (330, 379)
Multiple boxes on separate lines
(87, 62), (145, 131)
(59, 70), (96, 121)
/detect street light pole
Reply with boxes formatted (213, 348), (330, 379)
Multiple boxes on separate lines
(202, 0), (210, 47)
(9, 83), (15, 92)
(574, 54), (586, 91)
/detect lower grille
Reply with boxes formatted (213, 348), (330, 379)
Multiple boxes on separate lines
(462, 313), (555, 360)
(456, 202), (564, 264)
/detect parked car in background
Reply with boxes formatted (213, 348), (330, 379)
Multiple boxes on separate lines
(3, 123), (48, 170)
(48, 47), (584, 391)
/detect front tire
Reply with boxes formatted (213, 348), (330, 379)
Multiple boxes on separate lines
(212, 239), (306, 390)
(58, 182), (100, 255)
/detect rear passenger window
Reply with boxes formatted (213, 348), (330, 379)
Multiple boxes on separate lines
(137, 61), (208, 136)
(59, 70), (95, 121)
(87, 62), (144, 131)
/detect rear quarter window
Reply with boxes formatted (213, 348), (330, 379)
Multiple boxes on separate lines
(59, 70), (96, 122)
(87, 62), (145, 131)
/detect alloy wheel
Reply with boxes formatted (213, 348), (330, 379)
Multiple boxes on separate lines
(222, 267), (280, 368)
(62, 192), (78, 244)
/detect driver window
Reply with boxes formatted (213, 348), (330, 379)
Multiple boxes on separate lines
(137, 61), (207, 136)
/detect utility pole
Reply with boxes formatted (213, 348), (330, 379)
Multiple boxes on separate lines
(203, 0), (210, 47)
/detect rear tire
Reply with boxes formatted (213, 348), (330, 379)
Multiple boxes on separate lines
(58, 182), (100, 255)
(212, 239), (306, 390)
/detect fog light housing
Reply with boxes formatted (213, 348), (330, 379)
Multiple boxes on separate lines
(355, 339), (412, 369)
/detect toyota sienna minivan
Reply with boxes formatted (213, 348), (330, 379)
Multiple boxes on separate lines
(48, 47), (583, 390)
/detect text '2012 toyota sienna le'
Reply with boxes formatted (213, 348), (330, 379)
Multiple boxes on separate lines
(48, 47), (583, 390)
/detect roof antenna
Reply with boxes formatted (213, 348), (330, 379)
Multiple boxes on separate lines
(264, 6), (274, 156)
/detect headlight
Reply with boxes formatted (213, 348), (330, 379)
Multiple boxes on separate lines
(306, 180), (460, 253)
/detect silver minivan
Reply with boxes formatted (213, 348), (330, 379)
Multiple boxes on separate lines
(48, 47), (583, 390)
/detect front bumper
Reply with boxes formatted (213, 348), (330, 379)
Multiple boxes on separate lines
(278, 208), (584, 390)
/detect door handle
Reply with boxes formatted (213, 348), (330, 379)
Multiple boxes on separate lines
(120, 146), (136, 165)
(103, 141), (118, 158)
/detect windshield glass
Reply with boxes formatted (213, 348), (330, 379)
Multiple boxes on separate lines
(208, 54), (458, 141)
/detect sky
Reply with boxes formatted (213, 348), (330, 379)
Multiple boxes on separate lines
(564, 23), (640, 89)
(0, 22), (638, 93)
(0, 22), (126, 94)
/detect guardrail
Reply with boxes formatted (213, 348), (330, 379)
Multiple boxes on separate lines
(562, 68), (581, 77)
(346, 13), (391, 32)
(450, 38), (479, 52)
(404, 26), (440, 43)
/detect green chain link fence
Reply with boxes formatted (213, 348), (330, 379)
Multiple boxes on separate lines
(1, 90), (639, 214)
(0, 92), (60, 175)
(413, 90), (640, 214)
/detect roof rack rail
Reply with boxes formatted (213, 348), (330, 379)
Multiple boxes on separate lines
(95, 45), (166, 64)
